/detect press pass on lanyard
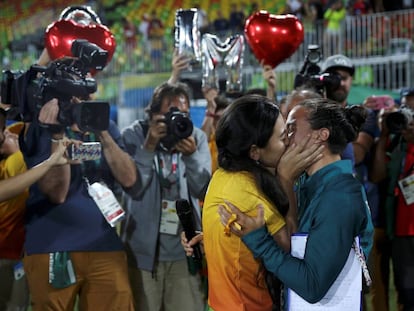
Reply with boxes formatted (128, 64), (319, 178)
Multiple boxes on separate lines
(87, 180), (125, 227)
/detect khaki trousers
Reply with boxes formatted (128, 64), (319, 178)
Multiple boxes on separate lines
(23, 251), (134, 311)
(128, 259), (205, 311)
(0, 259), (29, 311)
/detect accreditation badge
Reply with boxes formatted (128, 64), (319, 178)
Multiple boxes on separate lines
(88, 182), (125, 227)
(398, 174), (414, 205)
(14, 261), (25, 280)
(159, 199), (179, 235)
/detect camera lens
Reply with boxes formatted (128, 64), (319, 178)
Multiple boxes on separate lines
(307, 50), (321, 64)
(306, 45), (321, 64)
(71, 39), (108, 70)
(386, 111), (408, 134)
(171, 115), (193, 139)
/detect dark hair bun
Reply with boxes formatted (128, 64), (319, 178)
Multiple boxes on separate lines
(344, 105), (367, 141)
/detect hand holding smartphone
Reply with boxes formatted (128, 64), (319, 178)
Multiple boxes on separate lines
(363, 95), (395, 111)
(68, 142), (102, 161)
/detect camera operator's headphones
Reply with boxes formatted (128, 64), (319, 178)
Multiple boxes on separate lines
(59, 5), (101, 24)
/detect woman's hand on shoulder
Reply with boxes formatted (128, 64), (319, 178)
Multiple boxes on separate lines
(218, 201), (265, 237)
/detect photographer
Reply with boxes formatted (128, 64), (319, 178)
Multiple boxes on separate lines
(120, 81), (211, 311)
(371, 88), (414, 311)
(0, 106), (72, 311)
(19, 49), (137, 310)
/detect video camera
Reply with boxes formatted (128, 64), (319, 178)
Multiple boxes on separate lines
(1, 70), (24, 110)
(1, 39), (110, 132)
(159, 107), (194, 151)
(294, 45), (341, 95)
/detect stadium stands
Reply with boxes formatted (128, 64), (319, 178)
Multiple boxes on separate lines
(1, 0), (414, 116)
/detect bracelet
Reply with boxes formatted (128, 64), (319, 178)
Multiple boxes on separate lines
(51, 136), (65, 143)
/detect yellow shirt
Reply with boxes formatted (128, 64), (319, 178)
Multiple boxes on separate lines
(324, 8), (346, 31)
(0, 151), (28, 258)
(203, 168), (285, 311)
(0, 122), (28, 259)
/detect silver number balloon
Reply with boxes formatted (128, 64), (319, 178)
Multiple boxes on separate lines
(174, 9), (202, 63)
(201, 34), (245, 93)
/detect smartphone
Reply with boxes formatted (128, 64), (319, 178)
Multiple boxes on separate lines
(364, 95), (395, 111)
(68, 142), (102, 161)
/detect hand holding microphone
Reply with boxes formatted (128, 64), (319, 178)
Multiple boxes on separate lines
(181, 231), (203, 257)
(176, 199), (203, 261)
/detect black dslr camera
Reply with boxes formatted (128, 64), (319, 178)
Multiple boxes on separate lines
(386, 107), (414, 134)
(1, 39), (110, 132)
(294, 45), (341, 95)
(159, 107), (194, 151)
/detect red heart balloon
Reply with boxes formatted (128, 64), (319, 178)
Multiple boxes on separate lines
(244, 12), (304, 68)
(44, 19), (116, 66)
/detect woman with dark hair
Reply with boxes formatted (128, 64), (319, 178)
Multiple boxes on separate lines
(220, 98), (374, 308)
(201, 94), (322, 311)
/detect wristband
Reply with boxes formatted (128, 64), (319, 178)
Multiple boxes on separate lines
(51, 135), (65, 143)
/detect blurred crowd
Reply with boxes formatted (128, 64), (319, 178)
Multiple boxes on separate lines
(3, 0), (414, 74)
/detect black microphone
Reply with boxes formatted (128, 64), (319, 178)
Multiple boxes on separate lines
(176, 199), (203, 261)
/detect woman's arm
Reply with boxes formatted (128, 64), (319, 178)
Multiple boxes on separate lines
(261, 62), (277, 101)
(168, 49), (191, 84)
(200, 87), (218, 139)
(0, 138), (69, 202)
(220, 196), (357, 304)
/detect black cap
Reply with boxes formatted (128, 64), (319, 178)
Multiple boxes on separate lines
(400, 88), (414, 97)
(322, 54), (355, 76)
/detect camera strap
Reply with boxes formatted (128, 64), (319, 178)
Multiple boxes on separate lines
(155, 152), (179, 190)
(139, 120), (149, 137)
(155, 152), (181, 236)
